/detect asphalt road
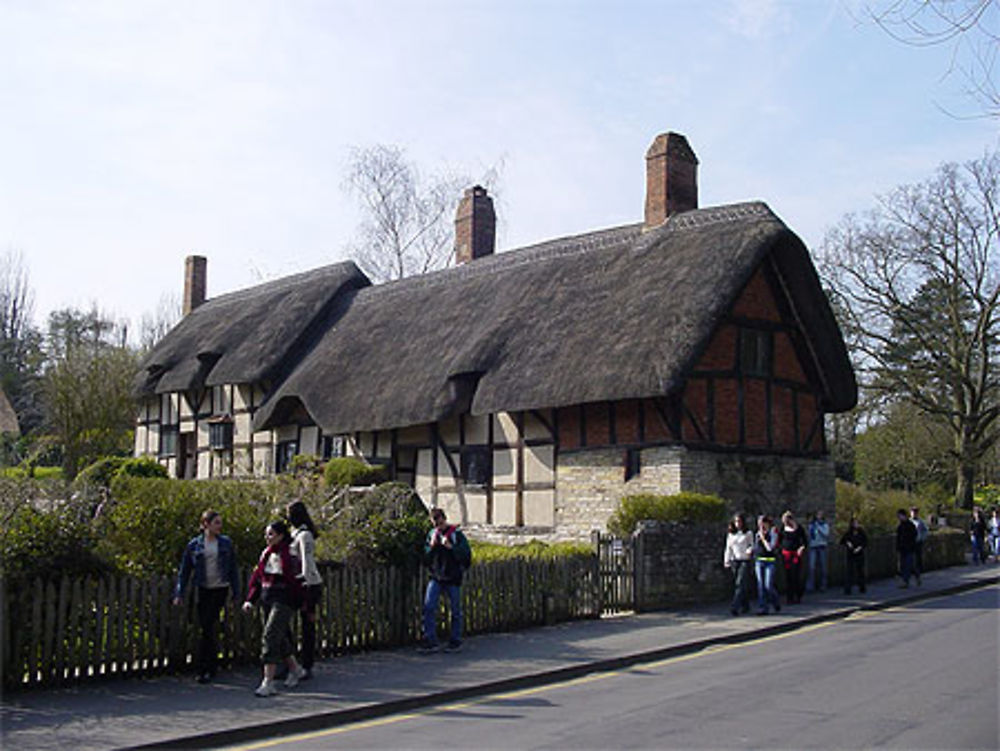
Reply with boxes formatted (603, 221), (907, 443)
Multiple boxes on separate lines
(220, 584), (999, 750)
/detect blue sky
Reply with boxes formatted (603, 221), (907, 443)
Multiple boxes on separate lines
(2, 0), (998, 333)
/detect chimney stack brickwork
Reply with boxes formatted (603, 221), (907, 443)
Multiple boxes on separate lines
(644, 132), (699, 229)
(183, 255), (207, 315)
(454, 185), (496, 265)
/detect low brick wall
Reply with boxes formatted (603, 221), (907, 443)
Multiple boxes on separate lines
(632, 523), (969, 611)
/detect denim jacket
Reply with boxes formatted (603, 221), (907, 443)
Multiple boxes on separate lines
(174, 533), (240, 600)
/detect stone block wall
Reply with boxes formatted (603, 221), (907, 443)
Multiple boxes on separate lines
(633, 521), (730, 610)
(552, 445), (836, 542)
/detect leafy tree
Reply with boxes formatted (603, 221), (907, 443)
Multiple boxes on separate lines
(822, 150), (1000, 507)
(42, 307), (139, 479)
(343, 144), (500, 282)
(855, 402), (953, 491)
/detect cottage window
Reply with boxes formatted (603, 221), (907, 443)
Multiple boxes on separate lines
(276, 440), (298, 474)
(209, 420), (233, 451)
(159, 426), (178, 457)
(740, 329), (772, 377)
(321, 435), (345, 460)
(460, 446), (491, 487)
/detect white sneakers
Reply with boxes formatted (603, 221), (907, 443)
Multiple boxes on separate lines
(255, 664), (305, 697)
(284, 665), (306, 689)
(254, 680), (277, 697)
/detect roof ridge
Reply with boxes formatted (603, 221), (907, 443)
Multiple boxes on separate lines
(198, 260), (361, 309)
(665, 201), (775, 231)
(358, 223), (644, 302)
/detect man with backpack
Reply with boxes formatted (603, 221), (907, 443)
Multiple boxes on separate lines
(420, 508), (472, 653)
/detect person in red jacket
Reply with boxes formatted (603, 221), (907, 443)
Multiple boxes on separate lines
(242, 520), (306, 697)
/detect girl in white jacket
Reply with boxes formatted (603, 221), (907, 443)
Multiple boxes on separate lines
(723, 514), (754, 616)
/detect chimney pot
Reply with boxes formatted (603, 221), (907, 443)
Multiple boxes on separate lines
(454, 185), (496, 265)
(644, 132), (699, 229)
(183, 255), (207, 315)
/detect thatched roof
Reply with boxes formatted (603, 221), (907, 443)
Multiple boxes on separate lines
(134, 261), (370, 397)
(0, 388), (19, 435)
(253, 201), (856, 434)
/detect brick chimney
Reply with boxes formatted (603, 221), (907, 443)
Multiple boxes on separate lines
(644, 132), (699, 229)
(183, 255), (207, 315)
(454, 185), (496, 265)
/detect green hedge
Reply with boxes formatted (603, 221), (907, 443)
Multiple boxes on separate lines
(102, 476), (281, 576)
(607, 492), (728, 536)
(471, 539), (592, 563)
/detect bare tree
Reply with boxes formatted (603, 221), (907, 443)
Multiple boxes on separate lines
(866, 0), (1000, 117)
(137, 292), (181, 353)
(0, 250), (44, 434)
(343, 145), (499, 283)
(821, 150), (1000, 507)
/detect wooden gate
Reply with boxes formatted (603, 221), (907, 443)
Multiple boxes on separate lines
(592, 532), (636, 615)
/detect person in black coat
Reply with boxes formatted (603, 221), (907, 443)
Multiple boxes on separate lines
(896, 509), (918, 587)
(840, 516), (868, 594)
(779, 511), (807, 604)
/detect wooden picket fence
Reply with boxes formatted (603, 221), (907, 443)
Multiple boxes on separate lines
(1, 554), (600, 691)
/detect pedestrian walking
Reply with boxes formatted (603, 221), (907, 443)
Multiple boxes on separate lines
(807, 510), (830, 591)
(753, 515), (781, 615)
(723, 513), (754, 616)
(419, 508), (471, 652)
(779, 510), (807, 604)
(172, 509), (240, 684)
(242, 521), (306, 697)
(988, 508), (1000, 562)
(287, 500), (322, 680)
(909, 506), (928, 583)
(839, 516), (867, 594)
(970, 508), (989, 565)
(896, 508), (918, 586)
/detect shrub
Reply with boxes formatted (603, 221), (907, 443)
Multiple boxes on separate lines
(0, 478), (111, 583)
(316, 482), (430, 567)
(102, 476), (278, 576)
(323, 457), (386, 488)
(288, 453), (324, 477)
(607, 492), (727, 536)
(834, 480), (947, 535)
(74, 456), (127, 493)
(117, 456), (169, 479)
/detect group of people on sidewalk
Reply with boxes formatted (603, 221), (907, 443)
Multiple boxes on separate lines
(172, 501), (325, 696)
(723, 510), (825, 616)
(172, 503), (470, 697)
(969, 506), (1000, 565)
(724, 506), (940, 615)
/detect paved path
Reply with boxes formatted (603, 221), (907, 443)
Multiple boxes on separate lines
(2, 563), (997, 751)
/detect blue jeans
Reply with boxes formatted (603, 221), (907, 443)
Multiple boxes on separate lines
(422, 579), (462, 646)
(755, 559), (780, 613)
(808, 547), (827, 591)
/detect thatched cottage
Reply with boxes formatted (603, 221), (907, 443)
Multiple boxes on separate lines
(134, 131), (856, 540)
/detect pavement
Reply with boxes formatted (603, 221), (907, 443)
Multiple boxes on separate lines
(2, 561), (998, 751)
